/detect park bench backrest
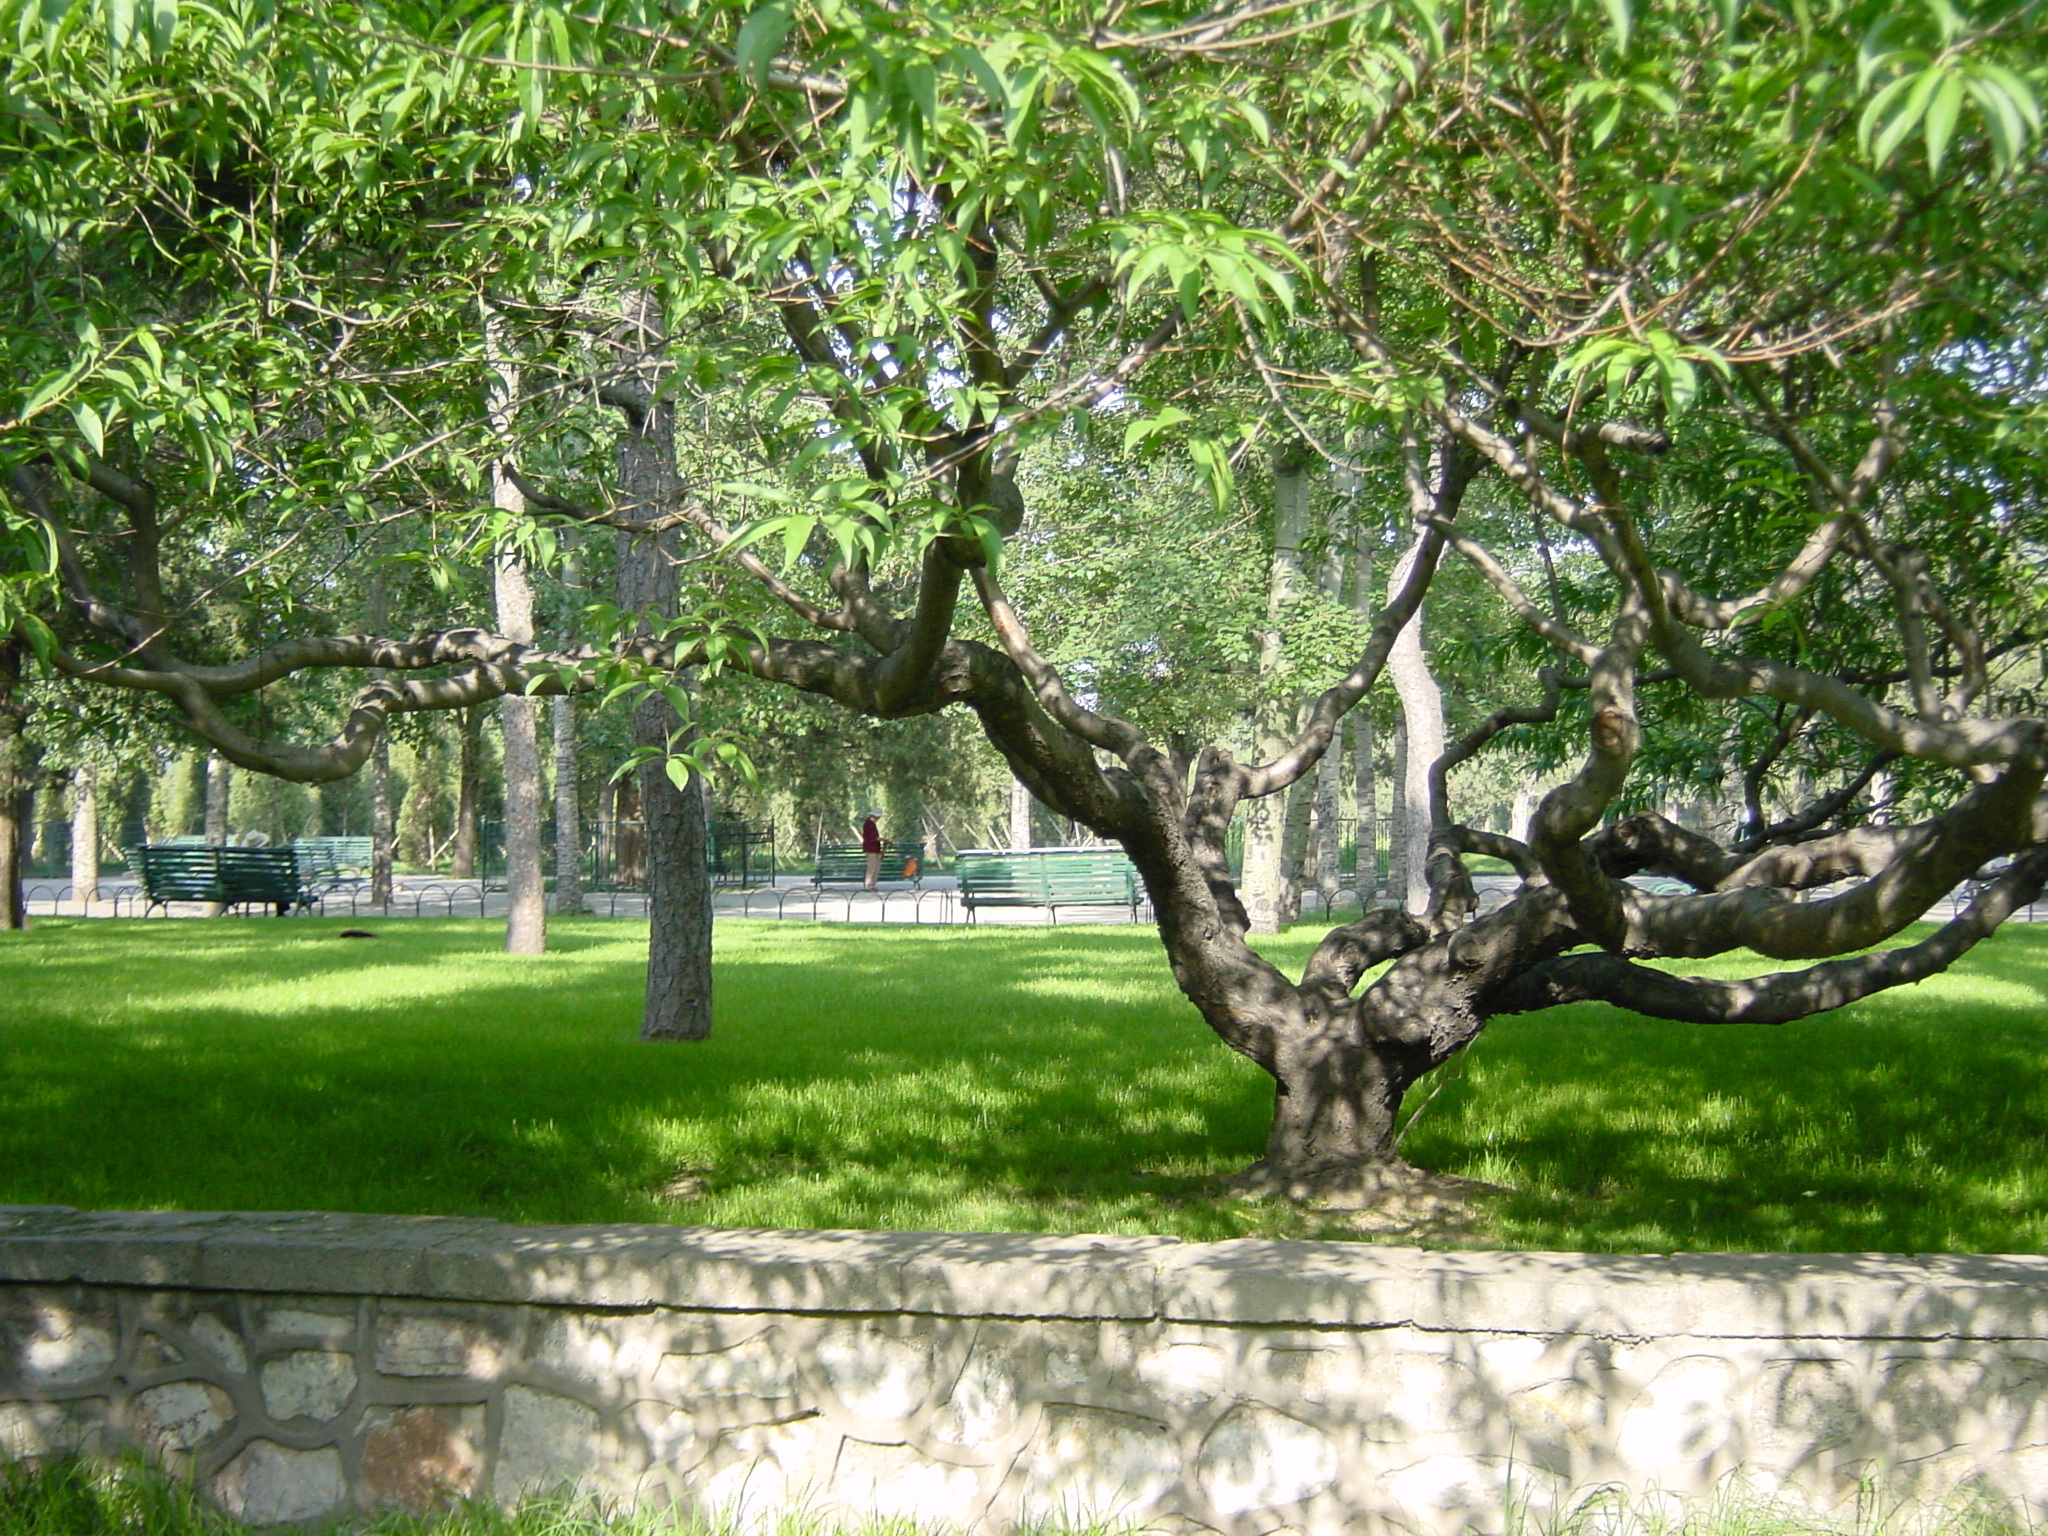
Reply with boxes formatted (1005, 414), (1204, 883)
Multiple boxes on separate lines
(136, 845), (226, 903)
(814, 841), (924, 883)
(955, 847), (1140, 911)
(218, 846), (311, 908)
(292, 836), (374, 884)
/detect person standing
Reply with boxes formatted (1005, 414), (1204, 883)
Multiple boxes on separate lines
(860, 811), (883, 891)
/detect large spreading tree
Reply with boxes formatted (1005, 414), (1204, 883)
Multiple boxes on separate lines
(5, 0), (2045, 1200)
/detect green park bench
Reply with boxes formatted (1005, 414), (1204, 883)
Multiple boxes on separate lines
(291, 835), (374, 891)
(954, 846), (1143, 923)
(812, 841), (926, 887)
(135, 845), (316, 916)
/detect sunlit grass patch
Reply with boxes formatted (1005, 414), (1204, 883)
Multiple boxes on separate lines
(1, 915), (2044, 1251)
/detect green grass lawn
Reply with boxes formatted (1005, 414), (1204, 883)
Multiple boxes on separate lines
(1, 915), (2045, 1252)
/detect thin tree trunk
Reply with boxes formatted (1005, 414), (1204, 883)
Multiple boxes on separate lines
(1510, 782), (1536, 842)
(451, 706), (481, 879)
(1386, 534), (1444, 914)
(370, 737), (394, 906)
(1309, 502), (1350, 901)
(203, 754), (230, 845)
(552, 695), (584, 914)
(614, 306), (711, 1040)
(484, 307), (546, 956)
(0, 643), (28, 930)
(494, 557), (546, 954)
(200, 753), (232, 915)
(1008, 776), (1033, 850)
(596, 777), (617, 888)
(27, 780), (48, 865)
(1387, 716), (1409, 909)
(1243, 444), (1313, 934)
(70, 763), (101, 908)
(1351, 510), (1379, 905)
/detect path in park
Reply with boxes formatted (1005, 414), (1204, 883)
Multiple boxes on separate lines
(18, 871), (2038, 928)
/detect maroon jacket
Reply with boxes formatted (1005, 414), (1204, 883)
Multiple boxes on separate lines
(860, 817), (882, 853)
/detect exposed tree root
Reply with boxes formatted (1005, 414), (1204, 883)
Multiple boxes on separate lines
(1224, 1156), (1507, 1239)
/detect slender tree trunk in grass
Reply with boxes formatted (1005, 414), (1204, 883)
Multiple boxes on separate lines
(70, 763), (100, 908)
(1009, 776), (1033, 850)
(451, 705), (481, 879)
(552, 694), (584, 915)
(484, 308), (546, 957)
(1310, 503), (1350, 903)
(494, 549), (547, 955)
(369, 737), (394, 906)
(199, 753), (231, 915)
(1243, 444), (1313, 934)
(0, 642), (28, 930)
(613, 313), (711, 1041)
(203, 753), (229, 845)
(1386, 536), (1443, 916)
(1350, 509), (1379, 906)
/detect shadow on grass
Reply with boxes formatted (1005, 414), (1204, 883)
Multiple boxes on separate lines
(3, 916), (2045, 1250)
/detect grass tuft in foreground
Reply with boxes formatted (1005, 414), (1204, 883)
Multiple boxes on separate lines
(0, 1460), (1115, 1536)
(1, 1459), (2037, 1536)
(0, 916), (2044, 1250)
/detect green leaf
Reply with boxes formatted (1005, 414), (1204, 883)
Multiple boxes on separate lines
(105, 0), (135, 54)
(734, 0), (795, 88)
(664, 756), (695, 792)
(72, 401), (103, 454)
(1924, 72), (1964, 170)
(1600, 0), (1631, 53)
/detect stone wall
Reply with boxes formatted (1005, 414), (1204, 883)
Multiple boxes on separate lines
(4, 1206), (2046, 1534)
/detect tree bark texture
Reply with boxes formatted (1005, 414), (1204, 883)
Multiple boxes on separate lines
(484, 309), (547, 957)
(1009, 775), (1034, 851)
(203, 753), (229, 845)
(451, 706), (481, 879)
(0, 643), (27, 930)
(1243, 446), (1313, 934)
(494, 550), (547, 956)
(615, 373), (712, 1042)
(70, 763), (100, 906)
(552, 695), (584, 914)
(369, 736), (394, 906)
(1386, 534), (1444, 915)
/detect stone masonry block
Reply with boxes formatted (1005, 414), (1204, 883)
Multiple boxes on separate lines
(374, 1311), (507, 1379)
(492, 1385), (605, 1501)
(833, 1438), (986, 1524)
(650, 1330), (804, 1403)
(1615, 1355), (1742, 1474)
(530, 1310), (667, 1388)
(0, 1397), (106, 1459)
(1017, 1405), (1180, 1525)
(1195, 1404), (1339, 1518)
(1753, 1358), (1862, 1457)
(932, 1344), (1022, 1448)
(1136, 1341), (1229, 1407)
(361, 1403), (486, 1512)
(131, 1381), (234, 1453)
(6, 1300), (117, 1389)
(212, 1440), (347, 1525)
(816, 1324), (935, 1424)
(260, 1349), (357, 1422)
(701, 1416), (841, 1527)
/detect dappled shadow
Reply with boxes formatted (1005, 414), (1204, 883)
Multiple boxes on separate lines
(0, 917), (1277, 1241)
(2, 919), (2044, 1250)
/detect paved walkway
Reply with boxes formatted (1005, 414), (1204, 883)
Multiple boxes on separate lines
(19, 871), (2040, 928)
